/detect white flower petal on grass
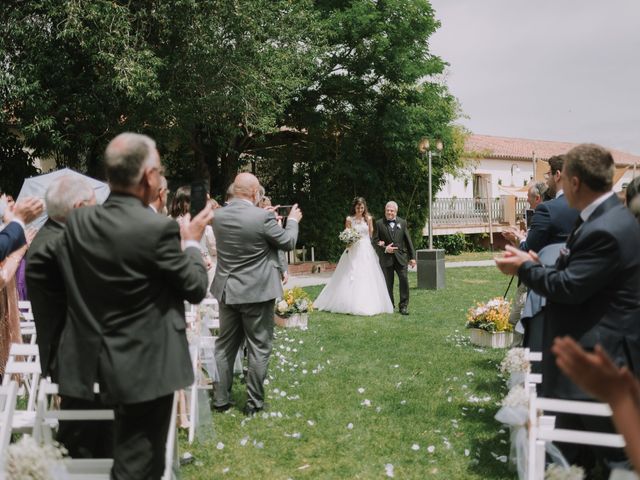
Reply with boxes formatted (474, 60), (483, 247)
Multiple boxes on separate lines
(292, 432), (301, 439)
(222, 467), (230, 473)
(464, 449), (470, 456)
(411, 444), (420, 451)
(347, 423), (354, 430)
(307, 420), (315, 426)
(427, 445), (435, 453)
(384, 463), (395, 477)
(400, 400), (407, 405)
(280, 391), (287, 397)
(361, 399), (371, 407)
(357, 387), (365, 394)
(216, 442), (225, 450)
(240, 437), (249, 446)
(497, 456), (508, 463)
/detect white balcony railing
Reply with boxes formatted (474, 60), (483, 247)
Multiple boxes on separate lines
(431, 198), (505, 226)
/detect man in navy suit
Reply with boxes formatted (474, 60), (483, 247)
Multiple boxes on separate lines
(0, 195), (43, 260)
(496, 143), (640, 475)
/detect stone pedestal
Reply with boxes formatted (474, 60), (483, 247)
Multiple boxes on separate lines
(417, 249), (445, 290)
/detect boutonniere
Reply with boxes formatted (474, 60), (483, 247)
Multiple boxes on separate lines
(396, 224), (401, 229)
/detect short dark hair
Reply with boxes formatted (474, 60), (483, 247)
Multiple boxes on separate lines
(548, 155), (565, 175)
(563, 144), (614, 192)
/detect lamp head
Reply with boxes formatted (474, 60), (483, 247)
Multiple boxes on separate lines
(418, 138), (430, 153)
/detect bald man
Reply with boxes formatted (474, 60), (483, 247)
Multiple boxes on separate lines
(211, 173), (302, 415)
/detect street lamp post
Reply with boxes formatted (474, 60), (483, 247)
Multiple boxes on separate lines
(419, 138), (443, 249)
(417, 137), (445, 290)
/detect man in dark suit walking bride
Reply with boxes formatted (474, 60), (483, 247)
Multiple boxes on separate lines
(373, 201), (416, 315)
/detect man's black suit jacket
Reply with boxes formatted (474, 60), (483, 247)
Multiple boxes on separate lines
(28, 193), (208, 404)
(0, 221), (26, 261)
(373, 217), (416, 267)
(520, 194), (579, 253)
(519, 194), (640, 399)
(26, 218), (66, 379)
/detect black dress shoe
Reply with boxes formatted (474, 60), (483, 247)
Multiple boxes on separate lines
(213, 403), (233, 413)
(400, 308), (409, 315)
(243, 404), (264, 416)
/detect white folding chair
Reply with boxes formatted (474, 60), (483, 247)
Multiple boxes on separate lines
(162, 392), (179, 480)
(523, 349), (543, 396)
(526, 389), (625, 480)
(1, 343), (42, 435)
(34, 379), (114, 479)
(0, 381), (18, 474)
(18, 300), (32, 313)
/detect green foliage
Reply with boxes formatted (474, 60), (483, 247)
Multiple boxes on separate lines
(2, 0), (464, 257)
(0, 129), (40, 196)
(432, 232), (471, 255)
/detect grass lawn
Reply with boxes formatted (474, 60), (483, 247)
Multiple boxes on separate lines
(445, 251), (498, 262)
(180, 267), (516, 479)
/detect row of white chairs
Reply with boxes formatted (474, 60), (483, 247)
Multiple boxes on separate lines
(0, 341), (179, 480)
(520, 349), (629, 480)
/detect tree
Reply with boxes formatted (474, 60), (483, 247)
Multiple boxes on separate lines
(2, 0), (464, 260)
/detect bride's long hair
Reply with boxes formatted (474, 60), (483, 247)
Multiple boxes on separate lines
(349, 196), (370, 220)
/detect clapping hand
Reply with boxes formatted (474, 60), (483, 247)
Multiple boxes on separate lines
(494, 245), (538, 276)
(180, 202), (214, 242)
(552, 336), (640, 407)
(13, 197), (44, 224)
(288, 204), (302, 223)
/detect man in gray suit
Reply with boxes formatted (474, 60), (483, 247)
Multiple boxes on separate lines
(27, 133), (213, 479)
(211, 173), (301, 415)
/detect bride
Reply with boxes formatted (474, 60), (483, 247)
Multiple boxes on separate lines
(314, 197), (393, 316)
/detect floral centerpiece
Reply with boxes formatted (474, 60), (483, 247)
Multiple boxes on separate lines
(545, 465), (585, 480)
(466, 297), (513, 348)
(338, 227), (361, 248)
(5, 435), (68, 480)
(275, 287), (314, 329)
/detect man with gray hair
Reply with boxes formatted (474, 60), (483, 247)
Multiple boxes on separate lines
(27, 132), (213, 479)
(373, 201), (416, 315)
(27, 174), (96, 380)
(149, 174), (168, 214)
(26, 174), (105, 459)
(496, 143), (640, 475)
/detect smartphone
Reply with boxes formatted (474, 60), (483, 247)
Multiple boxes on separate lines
(277, 205), (293, 217)
(190, 180), (208, 218)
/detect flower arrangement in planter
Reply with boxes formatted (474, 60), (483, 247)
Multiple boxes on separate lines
(466, 297), (513, 348)
(275, 287), (314, 329)
(5, 435), (68, 480)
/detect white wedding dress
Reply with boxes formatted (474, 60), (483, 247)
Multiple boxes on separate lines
(314, 216), (394, 316)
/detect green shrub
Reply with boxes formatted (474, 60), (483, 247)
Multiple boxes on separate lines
(431, 232), (469, 255)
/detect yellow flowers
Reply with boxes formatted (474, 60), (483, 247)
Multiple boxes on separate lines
(466, 297), (512, 333)
(276, 287), (314, 318)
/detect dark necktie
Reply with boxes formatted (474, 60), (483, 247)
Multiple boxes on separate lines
(566, 217), (584, 246)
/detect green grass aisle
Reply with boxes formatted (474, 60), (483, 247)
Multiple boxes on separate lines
(180, 267), (515, 479)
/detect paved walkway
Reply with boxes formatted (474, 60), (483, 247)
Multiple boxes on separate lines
(288, 259), (495, 288)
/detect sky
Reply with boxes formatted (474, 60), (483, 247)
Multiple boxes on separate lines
(428, 0), (640, 155)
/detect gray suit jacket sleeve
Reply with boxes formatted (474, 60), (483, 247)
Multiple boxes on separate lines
(155, 221), (209, 304)
(265, 214), (298, 251)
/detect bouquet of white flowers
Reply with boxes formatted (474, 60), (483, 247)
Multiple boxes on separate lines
(545, 464), (585, 480)
(338, 227), (361, 247)
(6, 435), (68, 480)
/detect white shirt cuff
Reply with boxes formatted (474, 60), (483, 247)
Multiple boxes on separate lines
(183, 240), (201, 251)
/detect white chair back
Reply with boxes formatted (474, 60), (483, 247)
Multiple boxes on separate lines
(33, 379), (114, 479)
(0, 381), (18, 474)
